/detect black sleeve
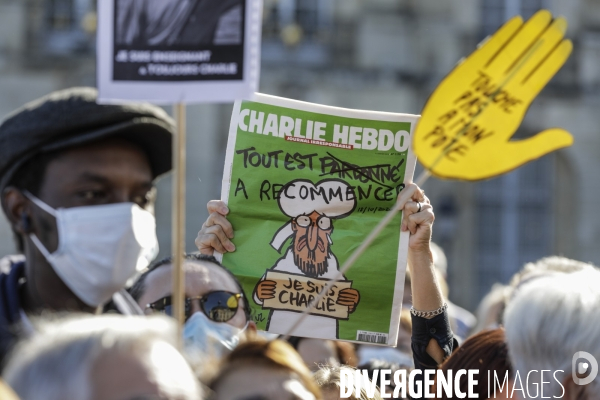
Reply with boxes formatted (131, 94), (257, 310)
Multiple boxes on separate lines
(411, 309), (458, 370)
(409, 310), (459, 399)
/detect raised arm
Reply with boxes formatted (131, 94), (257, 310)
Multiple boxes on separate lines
(396, 184), (455, 366)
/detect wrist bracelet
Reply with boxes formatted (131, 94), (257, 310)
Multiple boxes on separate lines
(410, 303), (448, 318)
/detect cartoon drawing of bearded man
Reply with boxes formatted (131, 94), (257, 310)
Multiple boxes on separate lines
(253, 179), (360, 339)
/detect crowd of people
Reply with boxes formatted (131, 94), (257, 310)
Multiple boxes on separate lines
(0, 88), (598, 399)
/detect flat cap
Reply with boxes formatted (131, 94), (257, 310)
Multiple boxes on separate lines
(0, 87), (174, 191)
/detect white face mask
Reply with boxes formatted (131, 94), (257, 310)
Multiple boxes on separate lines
(183, 311), (247, 361)
(25, 192), (159, 307)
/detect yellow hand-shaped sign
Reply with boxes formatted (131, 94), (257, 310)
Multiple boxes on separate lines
(413, 10), (573, 180)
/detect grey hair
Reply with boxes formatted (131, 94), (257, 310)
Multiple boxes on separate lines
(509, 256), (594, 289)
(504, 267), (600, 397)
(3, 314), (202, 400)
(473, 256), (596, 335)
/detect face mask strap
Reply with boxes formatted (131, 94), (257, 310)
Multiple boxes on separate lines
(29, 233), (53, 259)
(23, 191), (57, 217)
(23, 192), (58, 258)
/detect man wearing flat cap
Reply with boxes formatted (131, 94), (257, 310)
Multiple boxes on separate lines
(0, 87), (173, 366)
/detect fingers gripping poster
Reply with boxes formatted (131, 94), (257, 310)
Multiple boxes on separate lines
(220, 94), (417, 344)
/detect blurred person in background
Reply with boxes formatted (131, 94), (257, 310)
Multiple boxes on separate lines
(287, 336), (358, 372)
(429, 242), (476, 341)
(0, 87), (173, 365)
(504, 266), (600, 400)
(472, 256), (595, 335)
(3, 314), (202, 400)
(471, 283), (509, 334)
(403, 242), (476, 342)
(314, 365), (383, 400)
(130, 253), (255, 368)
(209, 338), (322, 400)
(436, 328), (512, 400)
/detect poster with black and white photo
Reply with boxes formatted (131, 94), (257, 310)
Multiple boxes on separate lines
(97, 0), (262, 104)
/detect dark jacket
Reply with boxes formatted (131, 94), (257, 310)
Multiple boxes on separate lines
(411, 310), (459, 398)
(0, 261), (25, 368)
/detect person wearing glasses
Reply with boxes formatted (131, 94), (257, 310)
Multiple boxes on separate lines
(131, 253), (253, 327)
(130, 253), (256, 361)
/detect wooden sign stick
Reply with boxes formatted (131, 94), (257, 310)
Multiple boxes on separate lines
(172, 103), (187, 347)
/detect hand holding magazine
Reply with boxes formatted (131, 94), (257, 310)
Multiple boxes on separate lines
(217, 93), (418, 345)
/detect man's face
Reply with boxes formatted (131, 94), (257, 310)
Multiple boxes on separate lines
(292, 211), (332, 278)
(31, 138), (155, 253)
(137, 261), (248, 329)
(5, 137), (155, 312)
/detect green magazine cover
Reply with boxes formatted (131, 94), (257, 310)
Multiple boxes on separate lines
(220, 93), (418, 345)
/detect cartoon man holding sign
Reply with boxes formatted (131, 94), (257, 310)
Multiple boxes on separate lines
(253, 179), (360, 339)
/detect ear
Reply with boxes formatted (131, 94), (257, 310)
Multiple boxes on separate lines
(247, 320), (257, 332)
(2, 186), (30, 234)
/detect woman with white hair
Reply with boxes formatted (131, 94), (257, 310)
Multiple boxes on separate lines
(504, 266), (600, 400)
(3, 314), (203, 400)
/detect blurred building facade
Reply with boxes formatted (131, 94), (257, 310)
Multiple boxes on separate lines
(0, 0), (599, 310)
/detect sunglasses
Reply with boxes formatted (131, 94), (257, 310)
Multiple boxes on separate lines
(146, 290), (242, 323)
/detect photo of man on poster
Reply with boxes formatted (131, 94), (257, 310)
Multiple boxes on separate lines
(109, 0), (248, 83)
(97, 0), (260, 102)
(115, 0), (243, 47)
